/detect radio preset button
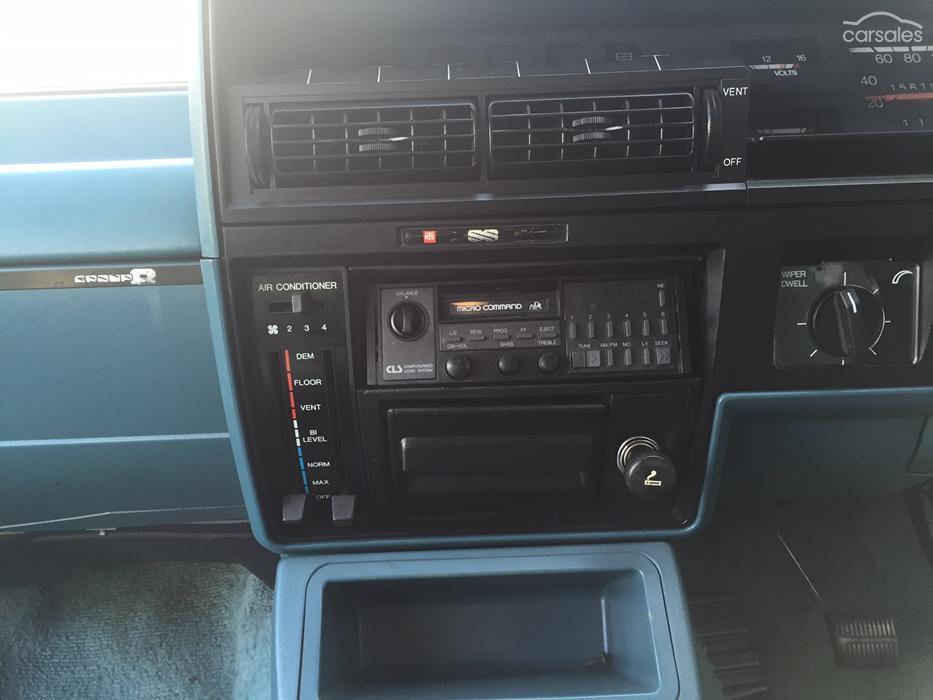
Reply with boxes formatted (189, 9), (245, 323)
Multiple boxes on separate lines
(586, 320), (597, 339)
(623, 319), (633, 338)
(606, 320), (615, 338)
(658, 289), (667, 308)
(567, 321), (578, 340)
(642, 319), (651, 336)
(537, 352), (560, 374)
(660, 318), (669, 336)
(445, 354), (472, 380)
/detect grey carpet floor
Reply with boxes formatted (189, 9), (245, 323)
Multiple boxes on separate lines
(0, 561), (272, 700)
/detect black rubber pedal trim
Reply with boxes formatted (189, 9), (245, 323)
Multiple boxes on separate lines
(826, 613), (898, 669)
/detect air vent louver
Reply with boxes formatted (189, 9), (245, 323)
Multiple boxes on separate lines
(266, 102), (477, 187)
(488, 92), (696, 178)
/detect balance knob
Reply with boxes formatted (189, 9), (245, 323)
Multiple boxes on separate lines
(810, 286), (884, 361)
(616, 437), (677, 501)
(388, 302), (428, 340)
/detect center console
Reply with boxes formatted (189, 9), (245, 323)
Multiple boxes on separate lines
(238, 257), (701, 544)
(200, 0), (933, 551)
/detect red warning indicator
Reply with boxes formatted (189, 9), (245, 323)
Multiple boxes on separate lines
(422, 230), (438, 244)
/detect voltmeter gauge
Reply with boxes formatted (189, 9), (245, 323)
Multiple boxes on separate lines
(733, 39), (826, 137)
(734, 40), (816, 82)
(734, 39), (818, 83)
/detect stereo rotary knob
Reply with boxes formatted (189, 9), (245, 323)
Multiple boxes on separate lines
(616, 437), (677, 501)
(445, 354), (472, 380)
(810, 286), (884, 361)
(497, 353), (519, 375)
(537, 352), (560, 374)
(388, 302), (428, 341)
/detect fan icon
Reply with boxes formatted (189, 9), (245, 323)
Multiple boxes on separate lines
(267, 324), (279, 335)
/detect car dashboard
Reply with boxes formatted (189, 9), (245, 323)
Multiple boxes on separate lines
(198, 0), (933, 549)
(5, 2), (933, 698)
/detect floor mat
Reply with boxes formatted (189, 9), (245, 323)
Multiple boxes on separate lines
(677, 496), (933, 700)
(0, 561), (272, 700)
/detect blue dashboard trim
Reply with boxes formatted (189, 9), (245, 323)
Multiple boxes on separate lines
(203, 260), (269, 530)
(0, 506), (246, 533)
(190, 2), (221, 259)
(0, 91), (191, 165)
(0, 270), (246, 530)
(0, 432), (229, 448)
(0, 432), (244, 532)
(709, 387), (933, 504)
(0, 90), (204, 264)
(0, 161), (200, 264)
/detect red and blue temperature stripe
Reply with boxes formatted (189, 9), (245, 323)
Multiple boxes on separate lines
(283, 349), (310, 494)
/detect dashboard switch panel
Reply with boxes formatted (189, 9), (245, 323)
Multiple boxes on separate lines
(774, 261), (919, 368)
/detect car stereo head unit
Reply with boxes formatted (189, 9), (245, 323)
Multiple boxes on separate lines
(368, 277), (688, 385)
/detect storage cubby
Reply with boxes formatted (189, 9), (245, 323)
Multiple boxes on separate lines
(319, 572), (658, 699)
(283, 545), (697, 700)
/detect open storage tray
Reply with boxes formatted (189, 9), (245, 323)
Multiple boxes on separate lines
(276, 543), (698, 699)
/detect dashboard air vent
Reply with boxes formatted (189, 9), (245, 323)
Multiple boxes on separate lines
(488, 92), (696, 178)
(264, 102), (478, 187)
